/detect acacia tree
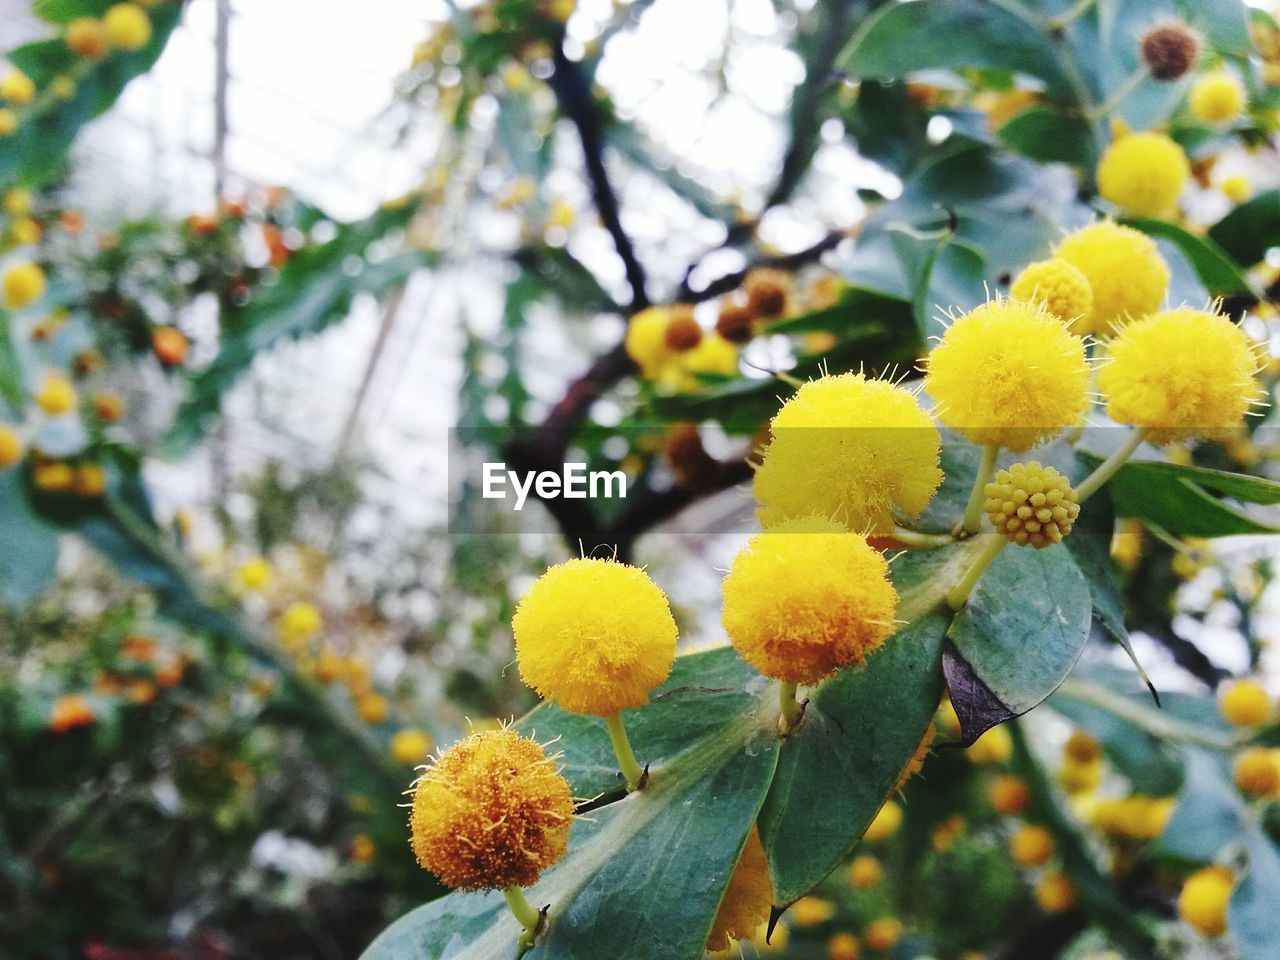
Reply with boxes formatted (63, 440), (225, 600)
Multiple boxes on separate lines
(3, 0), (1280, 958)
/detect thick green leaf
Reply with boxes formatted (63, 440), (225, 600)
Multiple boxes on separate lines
(162, 205), (429, 456)
(0, 472), (60, 607)
(1207, 190), (1280, 266)
(1, 5), (183, 187)
(945, 540), (1093, 743)
(1230, 827), (1280, 960)
(362, 647), (781, 960)
(999, 107), (1094, 165)
(757, 539), (986, 904)
(1156, 749), (1247, 863)
(840, 0), (1078, 101)
(1122, 218), (1253, 297)
(1096, 459), (1280, 536)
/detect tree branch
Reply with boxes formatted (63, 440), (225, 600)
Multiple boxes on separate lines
(680, 228), (848, 302)
(549, 45), (649, 310)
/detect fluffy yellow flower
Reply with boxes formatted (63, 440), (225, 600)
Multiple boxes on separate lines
(1010, 258), (1094, 333)
(1097, 131), (1189, 217)
(1220, 175), (1251, 204)
(1233, 747), (1280, 797)
(752, 373), (943, 532)
(0, 425), (22, 469)
(706, 827), (772, 951)
(864, 917), (902, 952)
(357, 692), (389, 725)
(1190, 70), (1246, 124)
(104, 3), (152, 51)
(236, 557), (272, 592)
(1219, 680), (1271, 727)
(410, 727), (574, 890)
(513, 557), (677, 716)
(849, 854), (883, 889)
(3, 262), (47, 310)
(1035, 872), (1076, 913)
(277, 600), (323, 641)
(967, 725), (1013, 765)
(66, 17), (110, 59)
(624, 305), (676, 379)
(864, 800), (903, 842)
(1178, 866), (1233, 937)
(1009, 824), (1054, 866)
(722, 516), (898, 685)
(35, 373), (76, 416)
(924, 298), (1090, 451)
(390, 729), (433, 765)
(0, 70), (35, 105)
(826, 932), (861, 960)
(1055, 222), (1169, 334)
(1097, 307), (1262, 444)
(989, 775), (1029, 815)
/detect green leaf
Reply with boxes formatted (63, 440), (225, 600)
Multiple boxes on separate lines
(757, 540), (985, 904)
(1230, 827), (1280, 960)
(1207, 190), (1280, 266)
(1121, 218), (1253, 296)
(1, 5), (183, 188)
(163, 205), (430, 457)
(1156, 749), (1247, 863)
(362, 647), (781, 960)
(1093, 459), (1280, 536)
(0, 472), (60, 608)
(945, 541), (1093, 743)
(887, 222), (984, 339)
(840, 0), (1078, 101)
(998, 107), (1094, 165)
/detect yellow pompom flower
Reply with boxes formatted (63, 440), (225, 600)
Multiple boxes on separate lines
(1055, 222), (1169, 334)
(1178, 866), (1233, 937)
(1097, 307), (1262, 444)
(1220, 175), (1251, 204)
(1233, 747), (1280, 797)
(277, 600), (323, 642)
(864, 917), (903, 952)
(10, 218), (40, 246)
(1190, 70), (1246, 124)
(1010, 258), (1094, 332)
(3, 262), (47, 310)
(924, 298), (1089, 451)
(1097, 131), (1189, 217)
(989, 775), (1030, 815)
(104, 3), (152, 51)
(1035, 872), (1076, 913)
(863, 800), (903, 842)
(513, 557), (677, 716)
(357, 692), (389, 725)
(826, 932), (861, 960)
(410, 727), (574, 890)
(790, 896), (835, 928)
(967, 725), (1013, 765)
(0, 69), (36, 105)
(390, 729), (433, 765)
(0, 425), (23, 469)
(706, 826), (772, 952)
(236, 557), (272, 592)
(1219, 680), (1271, 727)
(0, 109), (18, 137)
(3, 188), (31, 216)
(66, 17), (110, 59)
(849, 854), (883, 889)
(984, 461), (1080, 548)
(36, 373), (76, 416)
(722, 516), (898, 686)
(33, 460), (74, 492)
(1009, 824), (1054, 866)
(624, 306), (677, 380)
(752, 373), (943, 533)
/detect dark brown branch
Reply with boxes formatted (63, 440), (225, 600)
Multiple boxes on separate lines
(609, 458), (753, 560)
(549, 45), (649, 310)
(680, 228), (848, 302)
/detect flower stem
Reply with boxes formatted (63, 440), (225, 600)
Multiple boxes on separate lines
(504, 885), (542, 935)
(1087, 66), (1149, 121)
(1076, 427), (1146, 502)
(961, 444), (1000, 535)
(605, 712), (645, 791)
(946, 535), (1007, 611)
(778, 681), (804, 735)
(892, 526), (956, 549)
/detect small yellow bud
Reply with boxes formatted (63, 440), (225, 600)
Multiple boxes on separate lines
(236, 557), (272, 592)
(989, 775), (1030, 815)
(1233, 747), (1280, 797)
(390, 729), (433, 765)
(36, 372), (76, 416)
(0, 70), (36, 105)
(1009, 824), (1054, 866)
(1035, 871), (1076, 913)
(864, 917), (902, 952)
(1190, 70), (1247, 124)
(3, 262), (47, 310)
(849, 854), (883, 889)
(104, 3), (153, 51)
(863, 800), (903, 842)
(967, 725), (1013, 765)
(1219, 680), (1271, 727)
(0, 425), (23, 469)
(1178, 865), (1233, 937)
